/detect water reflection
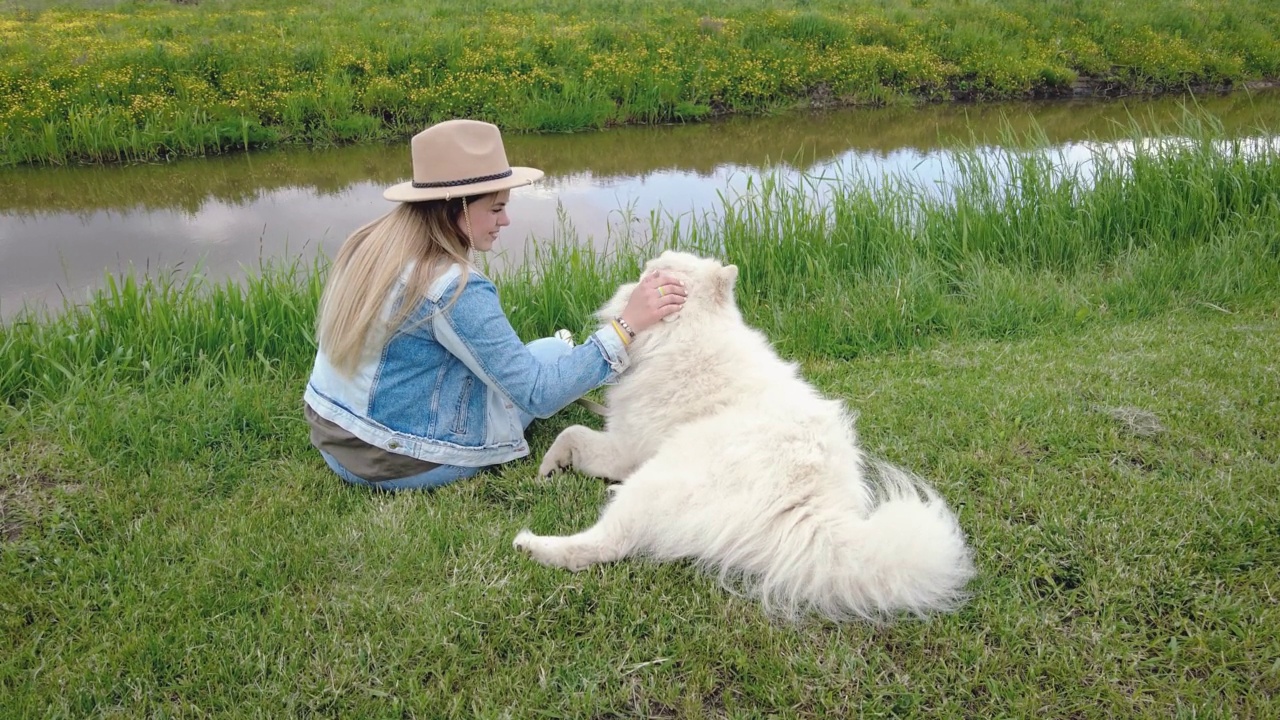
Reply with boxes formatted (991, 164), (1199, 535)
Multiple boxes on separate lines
(2, 91), (1278, 317)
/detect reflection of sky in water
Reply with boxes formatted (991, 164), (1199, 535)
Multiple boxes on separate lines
(3, 134), (1278, 317)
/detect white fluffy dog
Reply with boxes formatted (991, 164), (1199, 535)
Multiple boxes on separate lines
(514, 251), (975, 621)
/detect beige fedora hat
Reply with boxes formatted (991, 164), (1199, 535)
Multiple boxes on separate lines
(383, 119), (544, 202)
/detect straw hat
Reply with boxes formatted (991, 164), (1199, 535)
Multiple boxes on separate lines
(383, 119), (544, 202)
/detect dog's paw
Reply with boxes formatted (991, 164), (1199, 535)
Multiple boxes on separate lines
(537, 437), (575, 479)
(537, 456), (565, 479)
(513, 530), (557, 567)
(537, 452), (567, 479)
(513, 529), (536, 553)
(512, 530), (587, 571)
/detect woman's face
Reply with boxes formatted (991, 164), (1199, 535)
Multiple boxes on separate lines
(456, 190), (511, 252)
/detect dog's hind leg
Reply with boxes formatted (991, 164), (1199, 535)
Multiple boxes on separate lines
(538, 425), (640, 481)
(512, 521), (630, 572)
(513, 491), (650, 571)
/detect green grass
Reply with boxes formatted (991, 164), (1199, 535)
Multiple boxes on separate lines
(3, 0), (1280, 165)
(2, 118), (1279, 716)
(3, 305), (1276, 717)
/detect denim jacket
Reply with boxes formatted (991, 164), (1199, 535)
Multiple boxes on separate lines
(304, 263), (630, 467)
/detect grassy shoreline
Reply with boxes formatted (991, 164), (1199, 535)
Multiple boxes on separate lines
(3, 0), (1280, 165)
(2, 118), (1279, 715)
(4, 115), (1277, 398)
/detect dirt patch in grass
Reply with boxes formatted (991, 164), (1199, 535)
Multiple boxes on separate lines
(1, 470), (68, 542)
(1100, 405), (1166, 437)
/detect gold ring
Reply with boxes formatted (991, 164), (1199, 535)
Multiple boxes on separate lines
(658, 286), (666, 297)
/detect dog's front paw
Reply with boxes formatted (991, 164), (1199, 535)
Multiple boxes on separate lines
(537, 449), (569, 479)
(537, 430), (578, 478)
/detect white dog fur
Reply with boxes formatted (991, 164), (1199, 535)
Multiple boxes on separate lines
(513, 251), (975, 621)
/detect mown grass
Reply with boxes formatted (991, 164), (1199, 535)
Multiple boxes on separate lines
(3, 0), (1280, 165)
(2, 299), (1276, 717)
(1, 120), (1279, 716)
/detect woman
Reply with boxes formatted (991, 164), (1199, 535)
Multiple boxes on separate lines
(303, 119), (686, 491)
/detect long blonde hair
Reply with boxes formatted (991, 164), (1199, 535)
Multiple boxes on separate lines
(317, 196), (485, 375)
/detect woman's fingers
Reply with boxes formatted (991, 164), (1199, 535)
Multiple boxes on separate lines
(645, 271), (685, 292)
(646, 273), (686, 306)
(620, 271), (687, 332)
(656, 283), (687, 299)
(655, 285), (686, 303)
(645, 272), (686, 298)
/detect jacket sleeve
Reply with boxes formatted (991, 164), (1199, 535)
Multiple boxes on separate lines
(430, 273), (630, 418)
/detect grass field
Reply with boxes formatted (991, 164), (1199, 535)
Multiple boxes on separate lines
(2, 117), (1278, 716)
(3, 0), (1280, 165)
(3, 307), (1276, 717)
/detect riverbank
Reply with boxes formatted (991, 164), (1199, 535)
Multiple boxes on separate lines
(8, 92), (1280, 320)
(4, 116), (1278, 394)
(2, 103), (1279, 716)
(3, 0), (1279, 166)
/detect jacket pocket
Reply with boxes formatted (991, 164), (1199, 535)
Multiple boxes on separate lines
(450, 376), (473, 435)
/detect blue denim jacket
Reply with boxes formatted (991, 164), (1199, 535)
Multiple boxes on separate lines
(304, 263), (630, 467)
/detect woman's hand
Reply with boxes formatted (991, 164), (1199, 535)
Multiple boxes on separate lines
(619, 270), (687, 334)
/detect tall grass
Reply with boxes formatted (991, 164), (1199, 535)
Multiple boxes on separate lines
(3, 117), (1277, 404)
(3, 0), (1280, 165)
(0, 258), (323, 406)
(498, 117), (1280, 357)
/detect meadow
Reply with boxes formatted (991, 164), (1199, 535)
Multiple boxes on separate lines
(3, 0), (1280, 165)
(2, 118), (1278, 716)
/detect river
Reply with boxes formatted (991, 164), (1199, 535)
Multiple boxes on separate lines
(2, 90), (1278, 318)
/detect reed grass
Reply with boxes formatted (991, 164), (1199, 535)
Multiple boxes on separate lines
(4, 116), (1278, 404)
(471, 116), (1280, 362)
(1, 117), (1278, 717)
(3, 0), (1279, 165)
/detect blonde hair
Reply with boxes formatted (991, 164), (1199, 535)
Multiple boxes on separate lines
(317, 196), (487, 376)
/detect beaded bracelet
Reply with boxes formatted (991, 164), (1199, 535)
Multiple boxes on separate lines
(614, 316), (636, 339)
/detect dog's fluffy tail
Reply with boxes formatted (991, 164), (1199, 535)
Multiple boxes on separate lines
(740, 458), (975, 623)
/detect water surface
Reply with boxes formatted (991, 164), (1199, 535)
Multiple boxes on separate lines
(2, 90), (1278, 317)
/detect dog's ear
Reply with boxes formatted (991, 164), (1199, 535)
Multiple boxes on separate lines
(713, 264), (739, 304)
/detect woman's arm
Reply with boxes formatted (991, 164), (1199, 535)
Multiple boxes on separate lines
(431, 274), (628, 418)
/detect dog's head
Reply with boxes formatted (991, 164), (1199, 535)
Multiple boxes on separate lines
(596, 250), (740, 341)
(645, 250), (739, 308)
